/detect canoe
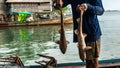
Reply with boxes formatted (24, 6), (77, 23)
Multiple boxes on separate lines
(26, 59), (120, 68)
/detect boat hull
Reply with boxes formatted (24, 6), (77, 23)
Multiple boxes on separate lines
(25, 59), (120, 68)
(0, 17), (72, 27)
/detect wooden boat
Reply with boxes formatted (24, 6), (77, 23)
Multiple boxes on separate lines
(0, 55), (120, 68)
(0, 17), (73, 27)
(0, 56), (25, 68)
(25, 59), (120, 68)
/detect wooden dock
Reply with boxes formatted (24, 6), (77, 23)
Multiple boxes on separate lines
(0, 17), (73, 27)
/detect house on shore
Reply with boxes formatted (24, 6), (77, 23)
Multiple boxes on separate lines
(6, 0), (52, 13)
(0, 0), (53, 22)
(0, 0), (9, 22)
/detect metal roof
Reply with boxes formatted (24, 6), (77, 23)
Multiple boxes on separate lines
(6, 0), (51, 3)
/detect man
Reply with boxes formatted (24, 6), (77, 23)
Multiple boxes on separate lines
(53, 0), (104, 68)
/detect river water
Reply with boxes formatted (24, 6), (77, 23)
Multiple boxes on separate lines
(0, 11), (120, 66)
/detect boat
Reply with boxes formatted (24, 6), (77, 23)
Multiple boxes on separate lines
(0, 55), (120, 68)
(26, 59), (120, 68)
(0, 17), (73, 27)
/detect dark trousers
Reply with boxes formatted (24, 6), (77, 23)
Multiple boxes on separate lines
(86, 38), (101, 68)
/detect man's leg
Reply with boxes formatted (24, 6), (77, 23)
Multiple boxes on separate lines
(86, 58), (99, 68)
(93, 58), (99, 68)
(86, 60), (93, 68)
(86, 38), (101, 68)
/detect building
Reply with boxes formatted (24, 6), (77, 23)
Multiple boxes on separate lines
(0, 0), (8, 22)
(6, 0), (52, 13)
(0, 0), (53, 22)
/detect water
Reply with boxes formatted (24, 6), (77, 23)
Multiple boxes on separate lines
(0, 11), (120, 66)
(98, 11), (120, 60)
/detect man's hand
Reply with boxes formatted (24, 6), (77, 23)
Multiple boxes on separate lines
(53, 0), (63, 8)
(77, 3), (88, 11)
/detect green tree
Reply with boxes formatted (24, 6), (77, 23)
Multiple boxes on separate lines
(52, 6), (68, 14)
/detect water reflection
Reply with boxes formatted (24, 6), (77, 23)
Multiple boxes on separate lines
(0, 25), (73, 65)
(0, 27), (14, 45)
(15, 27), (33, 41)
(10, 26), (61, 42)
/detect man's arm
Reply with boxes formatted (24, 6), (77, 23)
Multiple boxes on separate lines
(86, 0), (104, 15)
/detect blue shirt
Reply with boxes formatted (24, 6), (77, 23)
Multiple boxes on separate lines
(55, 0), (104, 42)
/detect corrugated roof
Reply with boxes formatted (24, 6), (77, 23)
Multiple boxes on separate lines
(6, 0), (51, 3)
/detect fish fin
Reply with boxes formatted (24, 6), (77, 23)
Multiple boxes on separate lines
(83, 33), (87, 38)
(74, 29), (78, 35)
(55, 40), (69, 44)
(76, 18), (80, 23)
(55, 40), (60, 44)
(66, 40), (70, 44)
(84, 46), (92, 51)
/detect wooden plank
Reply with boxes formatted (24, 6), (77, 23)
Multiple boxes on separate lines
(99, 62), (120, 68)
(25, 62), (120, 68)
(6, 0), (51, 3)
(56, 59), (120, 68)
(9, 2), (52, 12)
(57, 62), (120, 68)
(0, 0), (4, 2)
(0, 3), (6, 14)
(38, 3), (51, 11)
(12, 4), (38, 12)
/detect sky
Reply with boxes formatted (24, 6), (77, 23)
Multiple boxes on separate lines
(102, 0), (120, 10)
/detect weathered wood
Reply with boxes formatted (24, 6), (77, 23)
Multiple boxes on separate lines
(57, 61), (120, 68)
(6, 0), (52, 13)
(11, 3), (51, 12)
(11, 4), (39, 12)
(6, 0), (51, 3)
(0, 0), (4, 2)
(38, 3), (51, 11)
(0, 0), (6, 14)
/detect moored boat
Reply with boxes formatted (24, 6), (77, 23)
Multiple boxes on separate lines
(0, 17), (73, 27)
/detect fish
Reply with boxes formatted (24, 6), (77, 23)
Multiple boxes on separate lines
(55, 8), (69, 54)
(75, 11), (92, 61)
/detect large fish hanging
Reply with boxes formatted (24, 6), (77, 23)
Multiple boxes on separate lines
(75, 11), (92, 61)
(55, 7), (69, 54)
